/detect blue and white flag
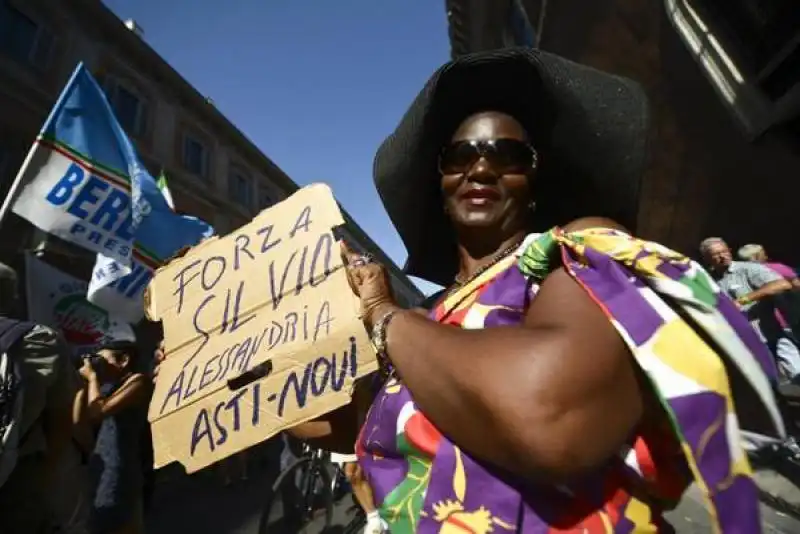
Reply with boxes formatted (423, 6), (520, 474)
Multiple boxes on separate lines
(9, 63), (213, 322)
(87, 255), (158, 324)
(88, 172), (213, 322)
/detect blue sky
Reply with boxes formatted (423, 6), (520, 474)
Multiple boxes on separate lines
(102, 0), (449, 294)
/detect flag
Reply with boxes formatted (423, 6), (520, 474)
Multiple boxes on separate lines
(87, 255), (157, 323)
(157, 171), (174, 210)
(87, 170), (212, 322)
(7, 63), (213, 322)
(25, 254), (135, 357)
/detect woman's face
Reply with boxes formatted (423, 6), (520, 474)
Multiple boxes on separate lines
(440, 111), (536, 234)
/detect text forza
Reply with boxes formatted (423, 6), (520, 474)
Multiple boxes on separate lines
(157, 204), (338, 414)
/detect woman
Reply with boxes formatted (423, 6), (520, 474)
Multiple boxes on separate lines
(737, 244), (800, 289)
(80, 339), (150, 534)
(293, 48), (785, 532)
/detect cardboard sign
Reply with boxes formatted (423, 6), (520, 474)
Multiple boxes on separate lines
(145, 184), (377, 473)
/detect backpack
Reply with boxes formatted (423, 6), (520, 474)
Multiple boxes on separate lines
(0, 318), (36, 488)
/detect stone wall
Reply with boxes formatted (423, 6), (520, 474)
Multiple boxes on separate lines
(538, 0), (800, 263)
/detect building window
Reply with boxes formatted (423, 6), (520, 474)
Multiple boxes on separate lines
(0, 1), (55, 70)
(229, 168), (253, 208)
(182, 134), (209, 178)
(692, 0), (796, 68)
(257, 184), (273, 208)
(691, 0), (800, 100)
(105, 78), (149, 137)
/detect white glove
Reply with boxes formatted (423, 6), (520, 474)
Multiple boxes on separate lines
(363, 511), (388, 534)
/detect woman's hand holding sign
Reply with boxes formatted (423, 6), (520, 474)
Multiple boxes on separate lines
(340, 242), (400, 330)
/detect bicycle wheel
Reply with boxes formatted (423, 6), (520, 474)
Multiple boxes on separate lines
(342, 508), (367, 534)
(258, 457), (334, 534)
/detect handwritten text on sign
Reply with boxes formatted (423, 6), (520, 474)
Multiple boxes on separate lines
(146, 184), (376, 473)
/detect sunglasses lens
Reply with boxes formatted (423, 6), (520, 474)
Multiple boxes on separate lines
(439, 140), (535, 174)
(490, 140), (536, 172)
(439, 142), (481, 174)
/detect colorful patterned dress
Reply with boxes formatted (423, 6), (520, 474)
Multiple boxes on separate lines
(357, 228), (783, 533)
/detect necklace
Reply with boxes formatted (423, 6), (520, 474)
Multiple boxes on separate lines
(378, 240), (523, 382)
(450, 240), (523, 293)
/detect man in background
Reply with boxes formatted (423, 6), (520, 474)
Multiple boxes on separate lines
(0, 261), (84, 533)
(701, 238), (800, 457)
(701, 237), (800, 380)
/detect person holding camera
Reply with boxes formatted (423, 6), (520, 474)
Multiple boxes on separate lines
(79, 338), (150, 534)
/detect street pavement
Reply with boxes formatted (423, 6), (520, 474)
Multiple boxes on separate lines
(145, 462), (800, 533)
(664, 486), (799, 533)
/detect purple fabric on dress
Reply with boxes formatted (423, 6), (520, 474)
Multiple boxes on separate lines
(567, 246), (665, 346)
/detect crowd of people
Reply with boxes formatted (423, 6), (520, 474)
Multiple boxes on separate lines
(0, 252), (378, 534)
(701, 239), (800, 384)
(0, 259), (156, 534)
(1, 46), (799, 534)
(700, 238), (800, 456)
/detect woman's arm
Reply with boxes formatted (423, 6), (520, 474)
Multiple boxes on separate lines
(288, 306), (432, 450)
(738, 261), (793, 305)
(738, 279), (792, 305)
(361, 219), (644, 482)
(83, 371), (150, 422)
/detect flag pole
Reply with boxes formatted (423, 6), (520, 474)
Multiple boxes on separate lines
(0, 141), (42, 228)
(0, 63), (85, 230)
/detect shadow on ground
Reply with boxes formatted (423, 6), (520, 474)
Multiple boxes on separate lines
(145, 439), (282, 534)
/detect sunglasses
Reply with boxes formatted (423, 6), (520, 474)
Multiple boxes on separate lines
(438, 139), (539, 175)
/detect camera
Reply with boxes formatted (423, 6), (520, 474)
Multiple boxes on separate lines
(81, 354), (107, 374)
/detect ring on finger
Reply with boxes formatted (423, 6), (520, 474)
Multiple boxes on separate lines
(350, 254), (373, 267)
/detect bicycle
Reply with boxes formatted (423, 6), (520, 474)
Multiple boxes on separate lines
(340, 505), (367, 534)
(258, 442), (335, 533)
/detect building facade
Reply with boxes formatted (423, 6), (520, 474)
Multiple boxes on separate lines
(0, 0), (422, 307)
(444, 0), (800, 266)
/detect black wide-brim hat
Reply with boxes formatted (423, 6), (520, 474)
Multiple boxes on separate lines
(373, 47), (651, 286)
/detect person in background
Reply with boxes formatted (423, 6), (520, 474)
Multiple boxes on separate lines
(701, 237), (800, 457)
(0, 261), (80, 534)
(738, 243), (800, 351)
(738, 243), (800, 289)
(80, 338), (151, 534)
(702, 237), (800, 381)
